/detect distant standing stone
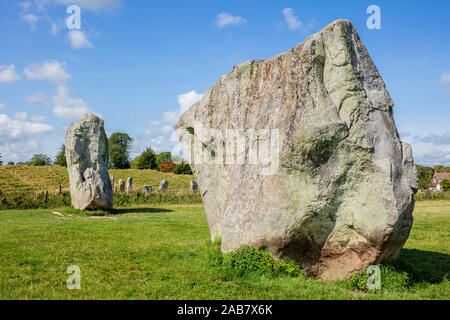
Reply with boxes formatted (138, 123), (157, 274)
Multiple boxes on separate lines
(119, 179), (125, 193)
(65, 113), (113, 210)
(142, 185), (152, 194)
(110, 176), (115, 189)
(126, 176), (133, 193)
(159, 180), (168, 191)
(190, 180), (198, 194)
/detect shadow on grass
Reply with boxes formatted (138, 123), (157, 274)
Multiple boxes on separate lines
(395, 248), (449, 284)
(110, 207), (174, 215)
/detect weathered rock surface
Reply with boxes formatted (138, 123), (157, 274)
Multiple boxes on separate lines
(66, 113), (113, 210)
(159, 180), (168, 191)
(175, 20), (418, 280)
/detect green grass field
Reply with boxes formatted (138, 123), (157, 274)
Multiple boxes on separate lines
(0, 201), (448, 300)
(0, 165), (194, 194)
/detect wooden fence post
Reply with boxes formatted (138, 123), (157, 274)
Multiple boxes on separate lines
(45, 191), (48, 203)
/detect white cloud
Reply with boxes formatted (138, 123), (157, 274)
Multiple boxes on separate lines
(0, 64), (21, 83)
(161, 125), (173, 135)
(12, 111), (46, 123)
(131, 133), (173, 158)
(138, 90), (203, 156)
(24, 60), (71, 84)
(0, 113), (54, 163)
(0, 114), (53, 143)
(20, 2), (31, 11)
(1, 138), (40, 162)
(25, 92), (47, 103)
(50, 19), (64, 35)
(52, 85), (91, 120)
(170, 130), (179, 142)
(441, 73), (450, 86)
(0, 103), (6, 110)
(150, 135), (168, 152)
(67, 30), (93, 49)
(412, 142), (450, 166)
(14, 112), (28, 121)
(178, 90), (203, 113)
(35, 0), (51, 11)
(30, 115), (46, 123)
(282, 8), (302, 30)
(401, 132), (450, 166)
(418, 132), (450, 146)
(50, 22), (60, 35)
(54, 0), (122, 12)
(22, 13), (39, 30)
(161, 90), (203, 124)
(215, 12), (247, 28)
(152, 90), (203, 157)
(162, 111), (181, 124)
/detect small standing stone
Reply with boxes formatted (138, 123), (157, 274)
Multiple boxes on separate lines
(190, 180), (198, 194)
(110, 176), (115, 190)
(119, 179), (125, 193)
(126, 177), (133, 193)
(142, 185), (152, 194)
(159, 180), (168, 191)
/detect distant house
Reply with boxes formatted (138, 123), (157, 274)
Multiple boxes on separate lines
(429, 171), (450, 192)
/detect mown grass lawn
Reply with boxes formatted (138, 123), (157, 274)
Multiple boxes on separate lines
(0, 201), (448, 300)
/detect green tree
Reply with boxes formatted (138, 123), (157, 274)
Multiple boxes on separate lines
(108, 132), (132, 169)
(434, 165), (444, 173)
(54, 144), (67, 167)
(7, 162), (14, 165)
(416, 165), (435, 189)
(441, 179), (450, 192)
(130, 148), (158, 170)
(27, 154), (52, 166)
(173, 162), (193, 175)
(0, 153), (2, 165)
(156, 152), (172, 166)
(172, 154), (185, 164)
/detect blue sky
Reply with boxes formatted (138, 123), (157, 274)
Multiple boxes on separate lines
(0, 0), (449, 166)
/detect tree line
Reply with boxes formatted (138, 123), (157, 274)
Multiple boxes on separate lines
(2, 145), (449, 186)
(416, 164), (450, 191)
(0, 132), (192, 175)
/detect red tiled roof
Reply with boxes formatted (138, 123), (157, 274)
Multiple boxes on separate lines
(433, 172), (450, 181)
(429, 182), (440, 188)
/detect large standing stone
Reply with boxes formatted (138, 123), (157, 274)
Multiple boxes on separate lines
(66, 113), (113, 210)
(126, 176), (133, 194)
(175, 20), (418, 280)
(159, 180), (168, 191)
